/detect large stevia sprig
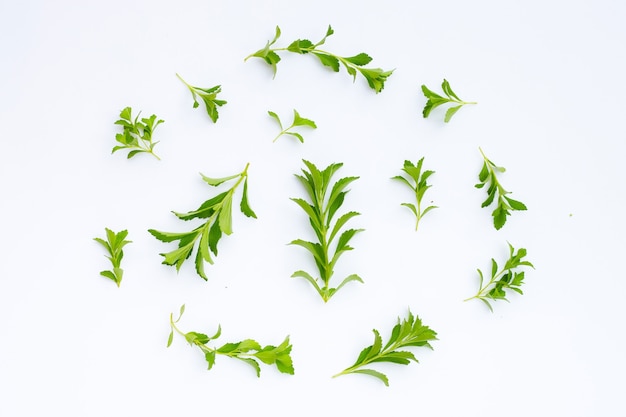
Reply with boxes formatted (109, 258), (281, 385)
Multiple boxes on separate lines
(465, 243), (535, 312)
(333, 310), (437, 386)
(245, 25), (394, 93)
(290, 160), (364, 302)
(148, 163), (256, 280)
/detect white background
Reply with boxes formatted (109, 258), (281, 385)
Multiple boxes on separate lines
(1, 0), (625, 415)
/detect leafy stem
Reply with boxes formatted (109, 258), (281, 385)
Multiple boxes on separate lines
(245, 25), (394, 93)
(333, 310), (437, 386)
(290, 160), (364, 302)
(464, 242), (535, 312)
(475, 147), (527, 230)
(421, 79), (476, 122)
(148, 163), (256, 280)
(93, 228), (131, 287)
(112, 107), (163, 160)
(268, 109), (317, 142)
(176, 73), (227, 123)
(167, 305), (294, 377)
(392, 158), (437, 231)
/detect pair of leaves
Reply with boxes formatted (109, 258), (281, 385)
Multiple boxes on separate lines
(333, 310), (437, 386)
(93, 228), (132, 287)
(421, 79), (476, 122)
(176, 73), (227, 123)
(245, 25), (394, 93)
(167, 305), (294, 376)
(290, 160), (364, 302)
(148, 163), (256, 280)
(268, 109), (317, 143)
(392, 158), (438, 231)
(465, 243), (535, 312)
(113, 106), (163, 159)
(475, 147), (527, 230)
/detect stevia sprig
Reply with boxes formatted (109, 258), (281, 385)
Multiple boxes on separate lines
(245, 25), (394, 93)
(475, 147), (527, 230)
(421, 79), (476, 122)
(168, 304), (294, 377)
(148, 163), (256, 280)
(465, 243), (535, 312)
(333, 310), (437, 386)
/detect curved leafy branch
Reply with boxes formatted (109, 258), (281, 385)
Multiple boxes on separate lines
(167, 304), (294, 377)
(148, 163), (257, 280)
(421, 79), (476, 122)
(290, 160), (364, 302)
(113, 106), (163, 160)
(465, 243), (535, 312)
(475, 147), (527, 230)
(245, 25), (394, 93)
(176, 73), (227, 123)
(333, 310), (437, 386)
(392, 158), (437, 231)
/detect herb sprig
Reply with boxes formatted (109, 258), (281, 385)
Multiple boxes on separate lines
(333, 310), (437, 386)
(268, 109), (317, 143)
(475, 147), (527, 230)
(245, 25), (394, 93)
(93, 228), (131, 287)
(465, 243), (534, 311)
(113, 107), (163, 160)
(290, 160), (363, 302)
(176, 73), (227, 123)
(168, 305), (294, 376)
(392, 158), (437, 231)
(421, 79), (476, 122)
(148, 163), (256, 280)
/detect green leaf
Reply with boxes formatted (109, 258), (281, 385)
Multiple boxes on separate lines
(344, 53), (373, 66)
(313, 52), (340, 71)
(240, 179), (257, 218)
(444, 105), (462, 122)
(200, 173), (240, 187)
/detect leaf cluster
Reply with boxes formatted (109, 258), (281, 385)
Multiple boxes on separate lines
(148, 163), (256, 280)
(168, 305), (294, 376)
(465, 243), (535, 312)
(176, 73), (227, 123)
(268, 109), (317, 143)
(421, 79), (476, 122)
(475, 147), (527, 230)
(245, 25), (394, 93)
(392, 158), (437, 231)
(290, 160), (363, 302)
(113, 106), (163, 159)
(333, 310), (437, 386)
(93, 228), (131, 287)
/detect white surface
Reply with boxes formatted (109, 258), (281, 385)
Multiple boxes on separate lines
(1, 0), (625, 415)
